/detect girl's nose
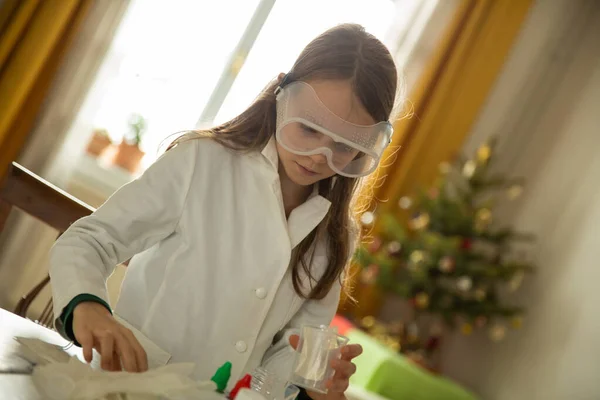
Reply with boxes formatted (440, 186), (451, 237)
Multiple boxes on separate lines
(309, 153), (327, 164)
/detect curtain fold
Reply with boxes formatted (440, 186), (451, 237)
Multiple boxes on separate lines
(0, 0), (129, 313)
(0, 0), (92, 177)
(376, 0), (535, 215)
(343, 0), (535, 317)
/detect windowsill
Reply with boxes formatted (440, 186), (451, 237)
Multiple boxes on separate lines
(68, 153), (138, 201)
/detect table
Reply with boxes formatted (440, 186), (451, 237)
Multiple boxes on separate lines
(0, 308), (402, 400)
(0, 307), (82, 399)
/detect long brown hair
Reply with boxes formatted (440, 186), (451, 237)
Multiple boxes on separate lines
(171, 24), (398, 300)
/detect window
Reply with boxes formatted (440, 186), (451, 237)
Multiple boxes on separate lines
(84, 0), (261, 154)
(215, 0), (400, 125)
(67, 0), (431, 177)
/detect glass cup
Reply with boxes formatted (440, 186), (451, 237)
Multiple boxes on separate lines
(289, 325), (349, 394)
(251, 366), (300, 400)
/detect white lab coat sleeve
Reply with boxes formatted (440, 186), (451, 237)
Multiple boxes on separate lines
(49, 140), (199, 330)
(261, 279), (343, 379)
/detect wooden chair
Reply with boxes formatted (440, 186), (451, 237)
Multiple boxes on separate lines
(0, 162), (95, 327)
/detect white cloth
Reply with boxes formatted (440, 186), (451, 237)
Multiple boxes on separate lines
(50, 137), (350, 389)
(17, 337), (221, 400)
(33, 360), (221, 400)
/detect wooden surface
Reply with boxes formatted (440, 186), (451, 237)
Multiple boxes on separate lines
(0, 308), (81, 399)
(0, 161), (95, 233)
(0, 161), (95, 322)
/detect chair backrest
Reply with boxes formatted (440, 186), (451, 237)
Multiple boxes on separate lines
(0, 162), (95, 327)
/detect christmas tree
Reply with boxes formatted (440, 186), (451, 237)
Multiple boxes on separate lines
(353, 139), (535, 361)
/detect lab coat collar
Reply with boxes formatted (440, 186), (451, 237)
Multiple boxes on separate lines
(288, 193), (331, 248)
(261, 136), (332, 248)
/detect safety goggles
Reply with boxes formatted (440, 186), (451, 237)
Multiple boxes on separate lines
(275, 81), (393, 178)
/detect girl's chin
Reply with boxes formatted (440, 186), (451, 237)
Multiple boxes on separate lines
(288, 173), (319, 186)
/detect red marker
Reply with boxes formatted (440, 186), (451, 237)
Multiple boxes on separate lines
(229, 374), (252, 400)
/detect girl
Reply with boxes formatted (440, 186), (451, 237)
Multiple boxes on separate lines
(49, 23), (400, 400)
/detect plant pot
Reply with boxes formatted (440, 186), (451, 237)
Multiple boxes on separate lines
(86, 131), (112, 157)
(112, 142), (145, 174)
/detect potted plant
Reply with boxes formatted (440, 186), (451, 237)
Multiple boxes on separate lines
(85, 128), (112, 157)
(112, 113), (147, 173)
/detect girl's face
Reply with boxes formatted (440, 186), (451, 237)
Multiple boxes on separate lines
(276, 79), (376, 186)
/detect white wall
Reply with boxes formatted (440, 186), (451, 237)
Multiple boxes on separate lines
(440, 0), (600, 399)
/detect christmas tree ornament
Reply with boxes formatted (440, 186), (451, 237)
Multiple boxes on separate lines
(368, 237), (382, 253)
(410, 212), (430, 230)
(474, 208), (493, 232)
(410, 250), (426, 265)
(461, 323), (473, 336)
(460, 238), (473, 250)
(361, 316), (376, 329)
(476, 208), (492, 224)
(361, 264), (379, 284)
(425, 336), (440, 352)
(428, 188), (439, 199)
(474, 288), (487, 301)
(475, 316), (487, 328)
(509, 271), (525, 291)
(407, 322), (419, 343)
(462, 160), (476, 178)
(507, 184), (523, 200)
(456, 276), (473, 292)
(360, 211), (375, 226)
(476, 144), (492, 164)
(489, 325), (506, 341)
(438, 162), (451, 174)
(415, 292), (430, 309)
(438, 256), (455, 273)
(387, 340), (400, 352)
(511, 316), (523, 329)
(398, 196), (412, 210)
(387, 241), (402, 255)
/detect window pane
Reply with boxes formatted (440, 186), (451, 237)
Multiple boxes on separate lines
(215, 0), (397, 124)
(87, 0), (260, 154)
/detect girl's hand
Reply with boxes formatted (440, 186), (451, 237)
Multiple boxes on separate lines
(289, 335), (363, 400)
(72, 301), (148, 372)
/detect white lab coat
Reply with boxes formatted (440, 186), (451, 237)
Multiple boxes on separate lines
(50, 136), (350, 387)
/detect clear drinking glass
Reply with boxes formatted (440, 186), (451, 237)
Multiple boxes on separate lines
(289, 325), (349, 394)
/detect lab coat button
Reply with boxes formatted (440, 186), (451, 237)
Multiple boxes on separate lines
(255, 287), (267, 299)
(235, 341), (248, 353)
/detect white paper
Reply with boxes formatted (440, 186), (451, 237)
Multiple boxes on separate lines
(15, 337), (71, 365)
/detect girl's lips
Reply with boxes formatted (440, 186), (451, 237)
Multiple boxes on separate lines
(295, 162), (318, 176)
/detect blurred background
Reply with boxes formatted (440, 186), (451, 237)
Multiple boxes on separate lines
(0, 0), (599, 399)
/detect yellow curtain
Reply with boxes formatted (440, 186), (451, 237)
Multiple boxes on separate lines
(0, 0), (92, 177)
(342, 0), (534, 317)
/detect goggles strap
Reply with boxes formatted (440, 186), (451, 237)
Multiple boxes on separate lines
(274, 72), (293, 95)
